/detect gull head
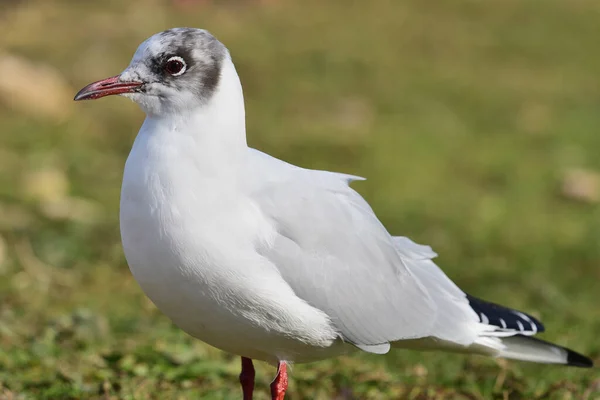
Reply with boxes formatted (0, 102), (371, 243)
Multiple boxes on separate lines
(74, 28), (228, 116)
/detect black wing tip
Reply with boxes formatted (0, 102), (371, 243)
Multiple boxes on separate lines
(566, 349), (595, 368)
(466, 294), (545, 333)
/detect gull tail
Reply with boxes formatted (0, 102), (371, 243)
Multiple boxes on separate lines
(486, 335), (593, 367)
(391, 237), (594, 368)
(394, 294), (594, 368)
(466, 294), (593, 367)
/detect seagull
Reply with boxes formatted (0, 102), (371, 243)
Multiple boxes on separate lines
(74, 28), (593, 399)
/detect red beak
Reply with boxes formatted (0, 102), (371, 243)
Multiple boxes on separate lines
(74, 75), (143, 101)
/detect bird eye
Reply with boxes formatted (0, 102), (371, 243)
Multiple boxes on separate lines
(165, 56), (186, 76)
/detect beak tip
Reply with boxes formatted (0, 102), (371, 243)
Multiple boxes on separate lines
(73, 90), (92, 101)
(73, 84), (95, 101)
(73, 75), (142, 102)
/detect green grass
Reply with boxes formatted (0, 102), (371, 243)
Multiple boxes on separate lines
(0, 0), (599, 398)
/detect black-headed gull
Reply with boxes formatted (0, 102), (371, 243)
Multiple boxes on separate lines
(74, 28), (593, 399)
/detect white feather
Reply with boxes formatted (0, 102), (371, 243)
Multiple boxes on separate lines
(117, 29), (588, 368)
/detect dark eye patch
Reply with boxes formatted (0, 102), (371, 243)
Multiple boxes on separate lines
(145, 29), (225, 103)
(148, 49), (194, 80)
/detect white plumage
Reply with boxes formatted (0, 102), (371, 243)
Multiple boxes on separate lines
(74, 27), (593, 400)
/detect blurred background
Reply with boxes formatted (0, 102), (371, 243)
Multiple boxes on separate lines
(0, 0), (598, 398)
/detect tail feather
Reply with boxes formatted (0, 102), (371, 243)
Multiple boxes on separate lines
(391, 236), (593, 368)
(466, 295), (593, 367)
(490, 335), (593, 368)
(396, 334), (594, 368)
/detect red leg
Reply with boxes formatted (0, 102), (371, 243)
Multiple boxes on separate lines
(239, 357), (255, 400)
(270, 361), (288, 400)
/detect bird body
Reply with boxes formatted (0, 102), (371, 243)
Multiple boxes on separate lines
(75, 28), (593, 399)
(120, 119), (347, 364)
(119, 58), (345, 364)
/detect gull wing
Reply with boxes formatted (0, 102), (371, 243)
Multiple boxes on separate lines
(252, 169), (440, 352)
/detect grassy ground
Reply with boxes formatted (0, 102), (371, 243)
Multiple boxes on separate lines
(0, 0), (599, 398)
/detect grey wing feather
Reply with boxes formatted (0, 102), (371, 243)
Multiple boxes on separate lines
(393, 237), (480, 345)
(253, 169), (440, 350)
